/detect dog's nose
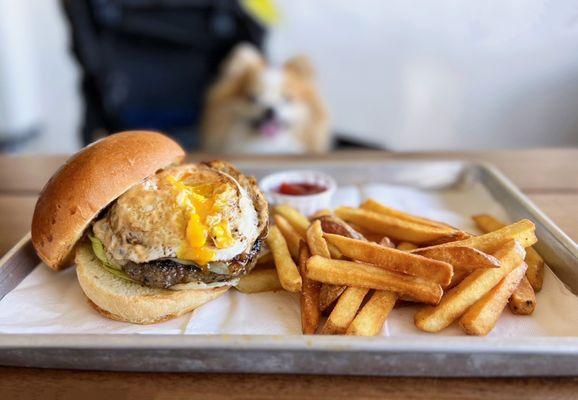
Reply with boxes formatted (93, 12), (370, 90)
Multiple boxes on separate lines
(263, 107), (276, 120)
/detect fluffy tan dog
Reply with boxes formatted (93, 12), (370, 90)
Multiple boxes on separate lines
(201, 44), (330, 154)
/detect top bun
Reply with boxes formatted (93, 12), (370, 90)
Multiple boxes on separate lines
(32, 131), (185, 271)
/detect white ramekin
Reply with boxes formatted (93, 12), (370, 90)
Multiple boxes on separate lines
(259, 170), (337, 216)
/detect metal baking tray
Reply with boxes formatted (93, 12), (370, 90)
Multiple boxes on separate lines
(0, 160), (577, 377)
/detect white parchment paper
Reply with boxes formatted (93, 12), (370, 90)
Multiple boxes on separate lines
(1, 182), (577, 336)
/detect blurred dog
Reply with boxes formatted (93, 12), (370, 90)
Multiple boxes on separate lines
(201, 44), (330, 154)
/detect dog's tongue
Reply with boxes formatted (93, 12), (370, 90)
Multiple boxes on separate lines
(260, 120), (279, 138)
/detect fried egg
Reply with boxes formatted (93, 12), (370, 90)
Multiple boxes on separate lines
(92, 164), (259, 266)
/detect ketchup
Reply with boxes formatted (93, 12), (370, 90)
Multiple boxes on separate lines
(278, 182), (326, 196)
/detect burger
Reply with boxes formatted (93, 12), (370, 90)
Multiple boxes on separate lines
(31, 131), (268, 324)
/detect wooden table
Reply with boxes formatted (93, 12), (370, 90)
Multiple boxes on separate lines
(0, 149), (577, 399)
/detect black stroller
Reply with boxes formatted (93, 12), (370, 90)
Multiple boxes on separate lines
(62, 0), (265, 150)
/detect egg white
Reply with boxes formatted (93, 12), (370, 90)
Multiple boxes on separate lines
(199, 174), (259, 262)
(93, 165), (260, 266)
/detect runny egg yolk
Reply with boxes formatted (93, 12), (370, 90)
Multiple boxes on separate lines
(168, 175), (236, 265)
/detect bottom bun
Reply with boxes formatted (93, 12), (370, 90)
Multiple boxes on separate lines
(75, 243), (229, 324)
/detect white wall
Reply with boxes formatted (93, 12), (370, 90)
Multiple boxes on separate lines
(268, 0), (578, 149)
(0, 0), (80, 153)
(1, 0), (577, 153)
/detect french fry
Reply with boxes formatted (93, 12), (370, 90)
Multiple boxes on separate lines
(299, 242), (320, 334)
(307, 220), (331, 258)
(413, 246), (501, 273)
(306, 256), (443, 305)
(413, 220), (537, 255)
(397, 242), (418, 251)
(524, 247), (545, 292)
(266, 226), (302, 292)
(273, 204), (309, 237)
(472, 214), (506, 232)
(361, 199), (453, 229)
(472, 215), (544, 291)
(459, 263), (527, 335)
(324, 234), (453, 286)
(509, 275), (536, 315)
(414, 240), (525, 332)
(423, 231), (472, 246)
(445, 270), (469, 289)
(346, 291), (397, 336)
(306, 219), (346, 310)
(274, 214), (301, 259)
(256, 250), (273, 265)
(335, 206), (461, 244)
(303, 217), (343, 259)
(318, 215), (367, 241)
(319, 285), (347, 312)
(321, 286), (369, 334)
(346, 222), (385, 243)
(378, 236), (395, 248)
(236, 269), (282, 293)
(327, 244), (343, 259)
(252, 260), (275, 271)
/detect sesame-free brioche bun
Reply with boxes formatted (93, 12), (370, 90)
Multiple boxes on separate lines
(75, 244), (228, 324)
(31, 131), (185, 271)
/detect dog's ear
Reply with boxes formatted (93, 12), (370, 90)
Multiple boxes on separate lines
(284, 55), (315, 80)
(221, 43), (264, 78)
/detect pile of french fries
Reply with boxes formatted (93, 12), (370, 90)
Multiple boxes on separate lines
(235, 199), (545, 336)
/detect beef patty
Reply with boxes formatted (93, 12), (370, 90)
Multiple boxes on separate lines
(122, 239), (263, 289)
